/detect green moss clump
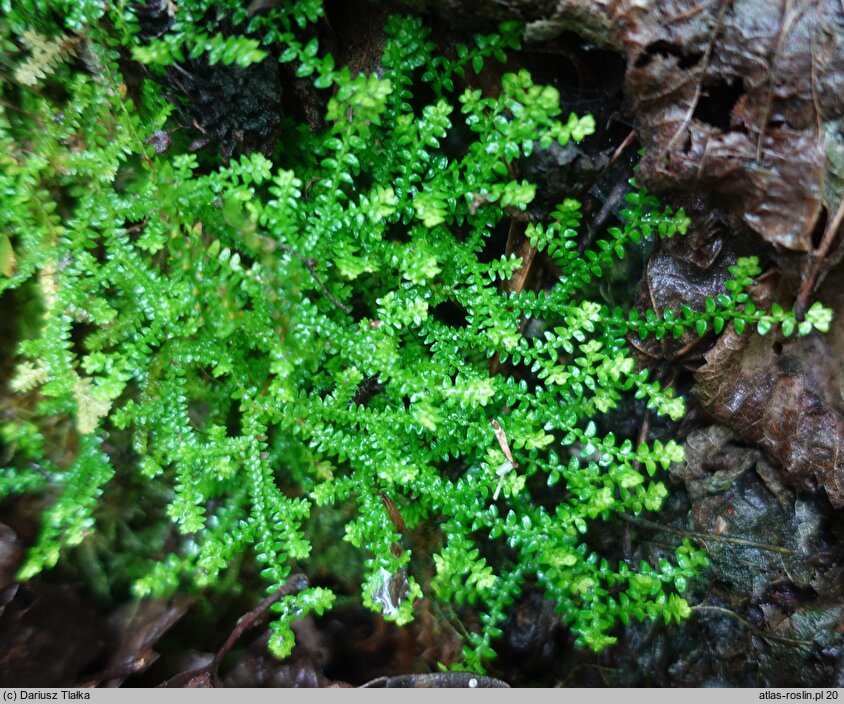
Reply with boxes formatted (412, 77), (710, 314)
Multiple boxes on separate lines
(0, 0), (830, 670)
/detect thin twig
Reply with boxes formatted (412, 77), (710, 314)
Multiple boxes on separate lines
(268, 238), (352, 314)
(620, 514), (795, 555)
(664, 0), (730, 155)
(631, 412), (651, 473)
(795, 198), (844, 318)
(210, 573), (309, 675)
(608, 129), (636, 169)
(158, 573), (309, 688)
(691, 605), (814, 647)
(489, 219), (534, 377)
(505, 231), (538, 296)
(302, 258), (353, 314)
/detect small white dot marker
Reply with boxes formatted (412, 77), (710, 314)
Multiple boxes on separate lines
(468, 678), (478, 688)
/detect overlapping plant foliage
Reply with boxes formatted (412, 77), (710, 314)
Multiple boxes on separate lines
(0, 0), (830, 671)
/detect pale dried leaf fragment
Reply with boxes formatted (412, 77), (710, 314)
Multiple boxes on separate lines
(73, 376), (112, 435)
(14, 29), (78, 86)
(38, 260), (59, 315)
(490, 419), (518, 500)
(10, 361), (49, 393)
(490, 418), (517, 467)
(0, 234), (16, 278)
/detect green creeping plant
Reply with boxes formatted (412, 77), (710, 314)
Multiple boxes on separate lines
(0, 0), (831, 671)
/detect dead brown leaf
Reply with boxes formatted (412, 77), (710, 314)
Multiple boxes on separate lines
(693, 266), (844, 506)
(620, 0), (842, 252)
(80, 597), (192, 687)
